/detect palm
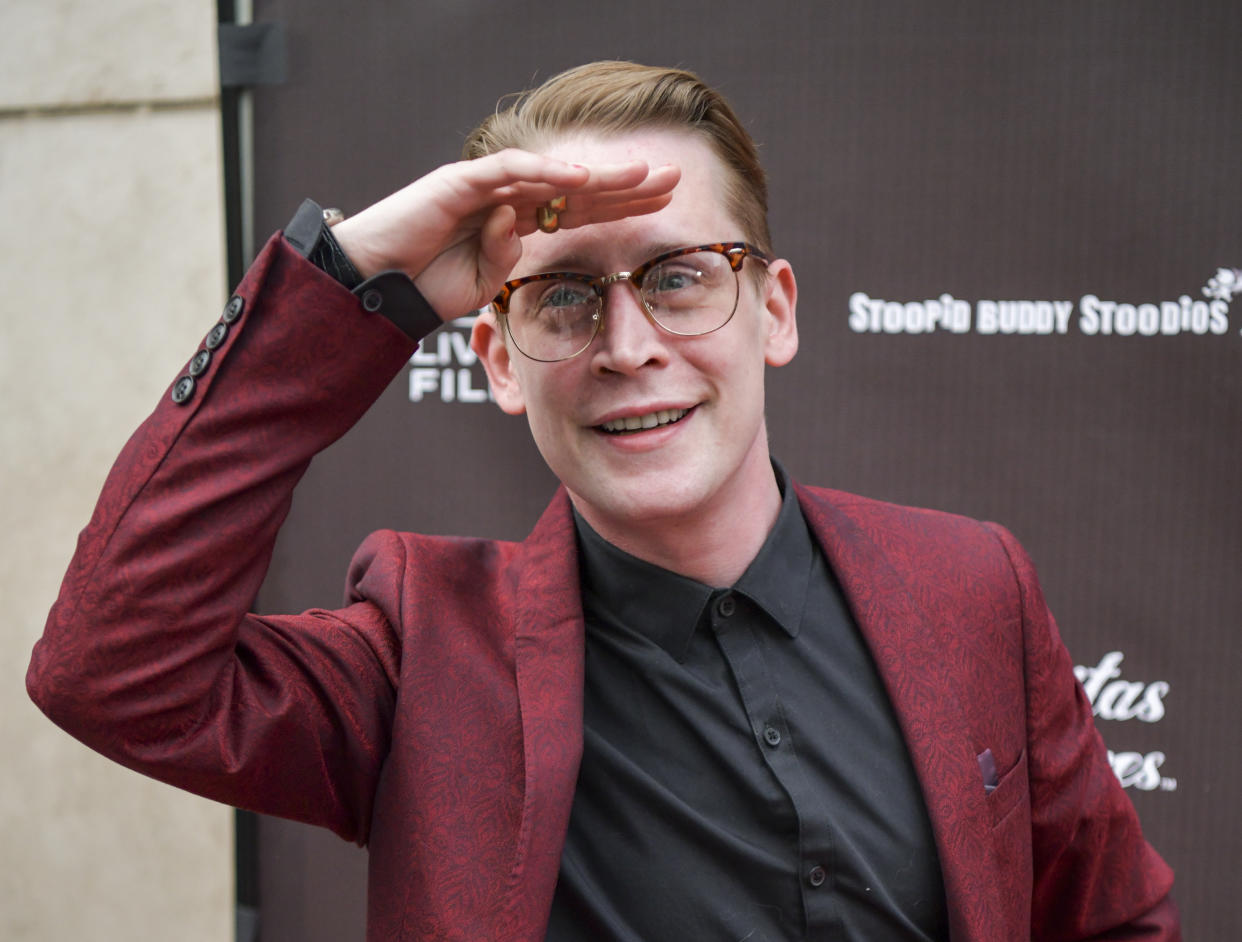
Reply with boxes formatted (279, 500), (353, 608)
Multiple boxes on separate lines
(331, 150), (680, 322)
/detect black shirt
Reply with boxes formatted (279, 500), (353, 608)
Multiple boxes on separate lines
(545, 468), (948, 941)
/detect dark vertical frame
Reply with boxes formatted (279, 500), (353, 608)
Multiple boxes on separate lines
(215, 4), (262, 939)
(217, 0), (247, 290)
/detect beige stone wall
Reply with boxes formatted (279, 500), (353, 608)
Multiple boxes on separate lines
(1, 2), (232, 939)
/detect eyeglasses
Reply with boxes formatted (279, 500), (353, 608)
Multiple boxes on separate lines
(492, 242), (770, 362)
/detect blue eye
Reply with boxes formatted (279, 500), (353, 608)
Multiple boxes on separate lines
(539, 283), (593, 310)
(521, 281), (597, 338)
(647, 262), (703, 295)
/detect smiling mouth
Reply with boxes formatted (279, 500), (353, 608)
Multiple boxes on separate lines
(598, 407), (690, 434)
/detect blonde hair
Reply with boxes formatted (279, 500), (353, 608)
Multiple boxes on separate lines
(463, 61), (771, 254)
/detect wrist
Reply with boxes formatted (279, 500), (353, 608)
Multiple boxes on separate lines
(325, 215), (382, 282)
(312, 208), (364, 289)
(283, 198), (364, 289)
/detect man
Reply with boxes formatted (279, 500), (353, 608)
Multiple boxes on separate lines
(29, 62), (1177, 940)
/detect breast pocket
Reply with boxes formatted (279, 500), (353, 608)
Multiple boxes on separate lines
(982, 747), (1034, 915)
(986, 748), (1029, 828)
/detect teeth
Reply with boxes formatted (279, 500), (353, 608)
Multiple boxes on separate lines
(602, 408), (688, 434)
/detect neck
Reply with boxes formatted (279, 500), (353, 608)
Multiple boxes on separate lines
(571, 448), (783, 587)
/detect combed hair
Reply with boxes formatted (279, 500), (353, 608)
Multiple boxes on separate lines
(462, 61), (771, 254)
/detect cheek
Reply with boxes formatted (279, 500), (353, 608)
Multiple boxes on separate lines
(711, 314), (771, 388)
(520, 402), (572, 479)
(517, 368), (580, 443)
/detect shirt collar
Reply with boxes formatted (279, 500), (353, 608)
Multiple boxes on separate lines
(732, 463), (813, 641)
(573, 461), (813, 661)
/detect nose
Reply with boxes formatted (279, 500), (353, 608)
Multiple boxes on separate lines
(589, 279), (669, 375)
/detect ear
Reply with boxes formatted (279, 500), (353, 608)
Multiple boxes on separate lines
(761, 258), (798, 367)
(470, 309), (527, 415)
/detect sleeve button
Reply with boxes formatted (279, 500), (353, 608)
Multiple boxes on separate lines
(223, 295), (245, 322)
(171, 375), (196, 404)
(204, 321), (229, 350)
(361, 288), (383, 312)
(188, 349), (211, 377)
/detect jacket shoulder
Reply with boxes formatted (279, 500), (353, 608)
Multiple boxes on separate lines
(794, 482), (1013, 552)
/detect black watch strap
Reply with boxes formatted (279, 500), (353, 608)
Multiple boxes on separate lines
(313, 220), (364, 289)
(285, 198), (364, 289)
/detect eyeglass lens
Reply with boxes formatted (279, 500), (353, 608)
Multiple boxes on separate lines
(505, 250), (741, 361)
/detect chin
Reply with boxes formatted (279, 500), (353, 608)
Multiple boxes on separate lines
(570, 471), (715, 528)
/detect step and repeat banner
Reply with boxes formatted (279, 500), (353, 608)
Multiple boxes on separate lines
(248, 2), (1238, 938)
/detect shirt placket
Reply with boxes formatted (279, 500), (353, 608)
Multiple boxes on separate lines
(707, 588), (841, 937)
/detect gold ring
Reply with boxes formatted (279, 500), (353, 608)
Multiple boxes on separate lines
(536, 195), (567, 233)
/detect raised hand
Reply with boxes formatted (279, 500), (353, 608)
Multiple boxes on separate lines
(330, 150), (681, 321)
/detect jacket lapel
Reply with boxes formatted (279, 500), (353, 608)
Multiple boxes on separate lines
(795, 484), (992, 938)
(499, 489), (586, 935)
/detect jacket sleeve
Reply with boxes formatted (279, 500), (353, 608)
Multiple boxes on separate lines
(27, 227), (435, 844)
(987, 523), (1180, 940)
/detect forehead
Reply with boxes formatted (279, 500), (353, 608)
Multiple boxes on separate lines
(520, 129), (739, 272)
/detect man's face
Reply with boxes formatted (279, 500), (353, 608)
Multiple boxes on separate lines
(475, 129), (797, 545)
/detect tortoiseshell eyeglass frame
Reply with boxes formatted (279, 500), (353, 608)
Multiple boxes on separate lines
(491, 241), (770, 362)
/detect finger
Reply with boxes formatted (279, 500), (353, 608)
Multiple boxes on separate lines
(570, 192), (678, 227)
(476, 203), (522, 292)
(508, 164), (680, 234)
(499, 162), (679, 205)
(453, 149), (593, 195)
(460, 153), (679, 216)
(565, 164), (682, 209)
(491, 166), (682, 240)
(513, 192), (677, 237)
(569, 159), (661, 193)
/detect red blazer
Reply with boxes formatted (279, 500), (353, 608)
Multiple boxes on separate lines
(29, 234), (1177, 940)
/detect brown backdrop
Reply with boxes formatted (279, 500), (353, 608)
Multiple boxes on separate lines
(244, 2), (1241, 937)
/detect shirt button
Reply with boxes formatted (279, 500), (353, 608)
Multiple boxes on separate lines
(223, 295), (245, 323)
(361, 288), (383, 312)
(716, 595), (736, 618)
(807, 865), (827, 888)
(763, 725), (781, 747)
